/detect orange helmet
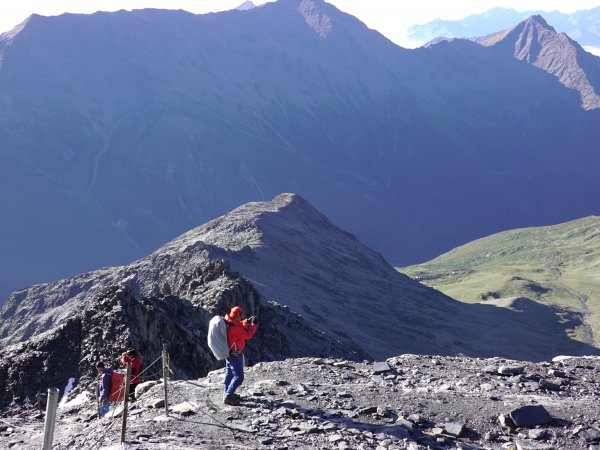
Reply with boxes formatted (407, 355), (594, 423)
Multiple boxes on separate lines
(230, 306), (243, 319)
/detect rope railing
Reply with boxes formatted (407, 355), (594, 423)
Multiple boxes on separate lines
(41, 347), (232, 449)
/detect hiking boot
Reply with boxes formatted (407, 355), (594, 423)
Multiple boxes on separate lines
(223, 392), (241, 400)
(223, 396), (240, 406)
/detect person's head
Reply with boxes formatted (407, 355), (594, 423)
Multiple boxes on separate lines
(96, 361), (105, 372)
(229, 306), (243, 322)
(126, 348), (136, 356)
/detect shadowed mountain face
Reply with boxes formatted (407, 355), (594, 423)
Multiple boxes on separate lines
(1, 194), (598, 405)
(1, 0), (600, 302)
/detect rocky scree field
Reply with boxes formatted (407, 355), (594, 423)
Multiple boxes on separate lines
(1, 355), (599, 450)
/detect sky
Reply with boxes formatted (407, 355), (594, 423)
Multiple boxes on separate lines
(1, 0), (600, 47)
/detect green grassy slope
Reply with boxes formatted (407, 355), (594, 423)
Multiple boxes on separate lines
(400, 216), (600, 348)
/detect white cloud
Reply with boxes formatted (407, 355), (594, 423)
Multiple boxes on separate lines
(583, 46), (600, 56)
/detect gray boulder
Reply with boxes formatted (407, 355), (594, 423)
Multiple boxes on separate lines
(509, 405), (552, 427)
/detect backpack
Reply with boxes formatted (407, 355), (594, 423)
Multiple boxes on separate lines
(109, 371), (125, 402)
(207, 315), (230, 360)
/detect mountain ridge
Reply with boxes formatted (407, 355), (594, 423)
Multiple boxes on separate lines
(475, 15), (600, 110)
(1, 0), (600, 304)
(3, 194), (596, 360)
(408, 6), (600, 54)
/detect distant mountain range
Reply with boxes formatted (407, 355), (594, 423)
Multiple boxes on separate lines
(3, 194), (595, 405)
(407, 6), (600, 54)
(402, 215), (600, 349)
(1, 0), (600, 302)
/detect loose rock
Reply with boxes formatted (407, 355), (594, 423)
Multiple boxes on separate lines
(509, 405), (552, 427)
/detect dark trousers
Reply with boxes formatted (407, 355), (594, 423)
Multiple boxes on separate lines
(128, 382), (139, 400)
(224, 355), (244, 397)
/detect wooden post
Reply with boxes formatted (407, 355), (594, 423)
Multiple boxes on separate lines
(120, 362), (131, 443)
(162, 343), (168, 416)
(95, 382), (100, 420)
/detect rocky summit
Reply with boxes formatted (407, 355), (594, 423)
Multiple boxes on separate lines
(2, 355), (599, 449)
(476, 15), (600, 110)
(2, 193), (598, 410)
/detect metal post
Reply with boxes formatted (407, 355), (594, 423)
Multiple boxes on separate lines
(120, 362), (131, 444)
(162, 343), (168, 416)
(42, 387), (59, 450)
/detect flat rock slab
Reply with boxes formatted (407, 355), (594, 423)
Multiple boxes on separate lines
(128, 407), (145, 416)
(548, 369), (566, 378)
(329, 434), (344, 443)
(357, 406), (378, 415)
(396, 418), (414, 432)
(152, 414), (176, 422)
(499, 365), (525, 375)
(509, 405), (552, 427)
(148, 398), (165, 409)
(528, 429), (548, 440)
(443, 422), (465, 437)
(378, 425), (410, 439)
(172, 401), (199, 416)
(105, 405), (124, 419)
(516, 440), (555, 450)
(373, 362), (391, 374)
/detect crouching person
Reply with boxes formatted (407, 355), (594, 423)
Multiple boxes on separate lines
(223, 306), (257, 405)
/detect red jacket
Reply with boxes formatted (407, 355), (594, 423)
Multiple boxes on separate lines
(121, 353), (143, 384)
(225, 314), (257, 352)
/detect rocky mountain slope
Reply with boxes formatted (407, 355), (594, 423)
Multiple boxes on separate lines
(2, 194), (598, 409)
(475, 15), (600, 110)
(402, 216), (600, 350)
(1, 0), (600, 302)
(0, 195), (371, 408)
(408, 6), (600, 52)
(2, 355), (600, 449)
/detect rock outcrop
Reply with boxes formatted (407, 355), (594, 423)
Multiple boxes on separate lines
(0, 227), (364, 407)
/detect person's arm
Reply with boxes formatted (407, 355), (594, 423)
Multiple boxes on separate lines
(241, 323), (257, 339)
(121, 353), (128, 366)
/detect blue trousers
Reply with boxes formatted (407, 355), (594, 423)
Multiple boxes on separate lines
(224, 355), (244, 397)
(99, 398), (110, 417)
